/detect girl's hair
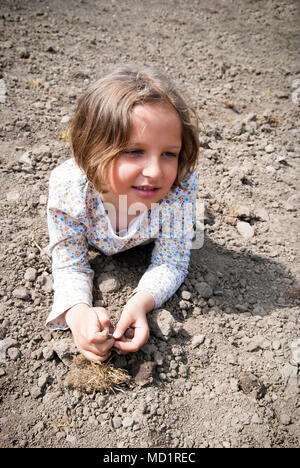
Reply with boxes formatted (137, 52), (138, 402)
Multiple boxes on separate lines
(70, 65), (199, 192)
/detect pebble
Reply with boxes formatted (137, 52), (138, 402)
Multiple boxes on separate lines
(236, 221), (255, 239)
(191, 334), (205, 348)
(195, 281), (213, 299)
(12, 286), (30, 300)
(0, 79), (6, 104)
(42, 346), (55, 361)
(61, 115), (71, 124)
(30, 386), (42, 399)
(254, 207), (269, 221)
(7, 347), (20, 361)
(0, 338), (18, 363)
(37, 372), (50, 390)
(181, 290), (192, 301)
(148, 308), (179, 340)
(18, 151), (33, 166)
(246, 335), (270, 352)
(66, 435), (77, 445)
(24, 267), (38, 282)
(264, 144), (274, 153)
(285, 194), (299, 212)
(290, 338), (300, 365)
(53, 339), (77, 366)
(112, 416), (122, 429)
(97, 274), (120, 293)
(122, 416), (134, 428)
(278, 412), (291, 426)
(6, 190), (21, 202)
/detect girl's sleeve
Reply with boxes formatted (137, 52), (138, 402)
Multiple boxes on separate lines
(45, 164), (94, 330)
(133, 171), (198, 308)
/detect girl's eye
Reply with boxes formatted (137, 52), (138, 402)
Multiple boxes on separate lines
(163, 152), (177, 158)
(124, 149), (143, 156)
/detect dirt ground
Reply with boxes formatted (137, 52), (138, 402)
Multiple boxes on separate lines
(0, 0), (299, 449)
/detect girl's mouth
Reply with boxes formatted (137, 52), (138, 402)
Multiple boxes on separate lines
(132, 186), (160, 196)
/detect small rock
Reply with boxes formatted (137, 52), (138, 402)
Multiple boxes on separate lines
(285, 194), (299, 212)
(280, 363), (298, 379)
(278, 412), (291, 426)
(290, 338), (300, 365)
(7, 347), (20, 361)
(264, 144), (274, 153)
(124, 327), (134, 339)
(272, 340), (281, 350)
(0, 338), (18, 362)
(42, 276), (53, 293)
(39, 194), (48, 205)
(42, 346), (55, 361)
(254, 207), (269, 221)
(19, 48), (30, 59)
(252, 305), (267, 316)
(43, 390), (62, 405)
(19, 151), (33, 166)
(148, 309), (180, 339)
(38, 372), (50, 390)
(6, 191), (21, 202)
(97, 274), (120, 293)
(130, 361), (156, 387)
(24, 267), (38, 282)
(30, 386), (42, 399)
(46, 46), (57, 53)
(246, 335), (270, 352)
(112, 416), (122, 429)
(53, 339), (77, 366)
(0, 326), (7, 340)
(66, 435), (77, 445)
(195, 281), (213, 299)
(153, 351), (163, 366)
(236, 221), (255, 239)
(181, 290), (192, 301)
(61, 115), (71, 124)
(122, 416), (134, 428)
(238, 372), (266, 399)
(12, 286), (30, 300)
(191, 334), (205, 348)
(179, 300), (190, 310)
(0, 79), (6, 104)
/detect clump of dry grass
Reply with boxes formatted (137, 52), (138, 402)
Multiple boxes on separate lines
(65, 354), (131, 393)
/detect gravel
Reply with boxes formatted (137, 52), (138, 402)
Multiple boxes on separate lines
(0, 0), (299, 449)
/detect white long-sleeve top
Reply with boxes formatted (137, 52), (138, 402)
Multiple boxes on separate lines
(46, 158), (198, 329)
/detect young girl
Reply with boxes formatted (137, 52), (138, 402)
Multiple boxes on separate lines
(46, 65), (200, 363)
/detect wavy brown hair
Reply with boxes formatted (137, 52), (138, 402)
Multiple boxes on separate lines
(70, 65), (200, 192)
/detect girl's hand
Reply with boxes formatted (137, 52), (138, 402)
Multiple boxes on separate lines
(65, 303), (115, 362)
(112, 291), (154, 354)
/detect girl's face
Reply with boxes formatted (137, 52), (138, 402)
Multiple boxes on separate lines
(102, 102), (182, 214)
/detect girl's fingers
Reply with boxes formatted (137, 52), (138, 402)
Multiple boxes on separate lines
(82, 349), (112, 363)
(89, 336), (115, 354)
(112, 315), (131, 340)
(92, 307), (111, 331)
(114, 326), (149, 353)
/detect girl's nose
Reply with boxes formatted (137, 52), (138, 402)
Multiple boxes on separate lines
(142, 156), (161, 180)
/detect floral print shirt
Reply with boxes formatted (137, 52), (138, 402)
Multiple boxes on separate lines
(46, 158), (198, 329)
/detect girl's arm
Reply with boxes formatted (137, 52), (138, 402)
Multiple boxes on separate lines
(46, 161), (94, 329)
(46, 161), (115, 361)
